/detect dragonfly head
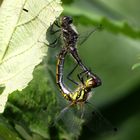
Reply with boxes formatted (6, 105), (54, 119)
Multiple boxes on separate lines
(93, 76), (102, 87)
(85, 77), (101, 89)
(61, 16), (73, 27)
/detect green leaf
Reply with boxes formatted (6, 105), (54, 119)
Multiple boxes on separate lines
(4, 62), (78, 140)
(0, 0), (63, 113)
(0, 116), (22, 140)
(4, 64), (58, 139)
(132, 63), (140, 70)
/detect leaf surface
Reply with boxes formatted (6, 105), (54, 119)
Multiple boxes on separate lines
(0, 0), (63, 113)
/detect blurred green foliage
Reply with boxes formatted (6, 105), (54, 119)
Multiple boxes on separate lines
(1, 0), (140, 140)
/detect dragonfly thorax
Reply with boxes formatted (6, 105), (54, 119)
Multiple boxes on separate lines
(61, 16), (78, 48)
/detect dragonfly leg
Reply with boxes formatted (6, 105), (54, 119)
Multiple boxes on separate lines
(50, 28), (61, 35)
(50, 22), (61, 35)
(79, 102), (85, 119)
(77, 70), (88, 84)
(54, 20), (61, 28)
(38, 18), (61, 47)
(38, 31), (61, 48)
(67, 63), (79, 85)
(44, 22), (61, 47)
(48, 34), (61, 48)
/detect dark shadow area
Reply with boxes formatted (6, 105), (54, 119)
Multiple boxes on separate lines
(49, 125), (59, 140)
(79, 81), (140, 139)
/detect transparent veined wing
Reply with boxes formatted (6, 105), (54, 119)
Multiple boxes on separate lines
(83, 102), (117, 135)
(52, 103), (84, 138)
(77, 24), (103, 46)
(53, 101), (117, 138)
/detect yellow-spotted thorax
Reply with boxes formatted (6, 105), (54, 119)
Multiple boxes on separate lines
(61, 78), (95, 104)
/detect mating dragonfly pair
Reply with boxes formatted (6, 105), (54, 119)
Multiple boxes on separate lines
(23, 7), (116, 135)
(56, 16), (101, 109)
(53, 16), (117, 136)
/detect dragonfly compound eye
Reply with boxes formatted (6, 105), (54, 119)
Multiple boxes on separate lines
(62, 16), (73, 25)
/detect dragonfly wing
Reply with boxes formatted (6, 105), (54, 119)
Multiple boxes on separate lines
(54, 105), (84, 137)
(82, 102), (117, 135)
(77, 25), (103, 46)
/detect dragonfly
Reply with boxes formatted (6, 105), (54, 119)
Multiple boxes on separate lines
(55, 47), (98, 136)
(22, 7), (116, 136)
(54, 16), (117, 136)
(22, 8), (101, 87)
(56, 48), (97, 106)
(51, 16), (102, 87)
(54, 16), (102, 124)
(55, 44), (117, 137)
